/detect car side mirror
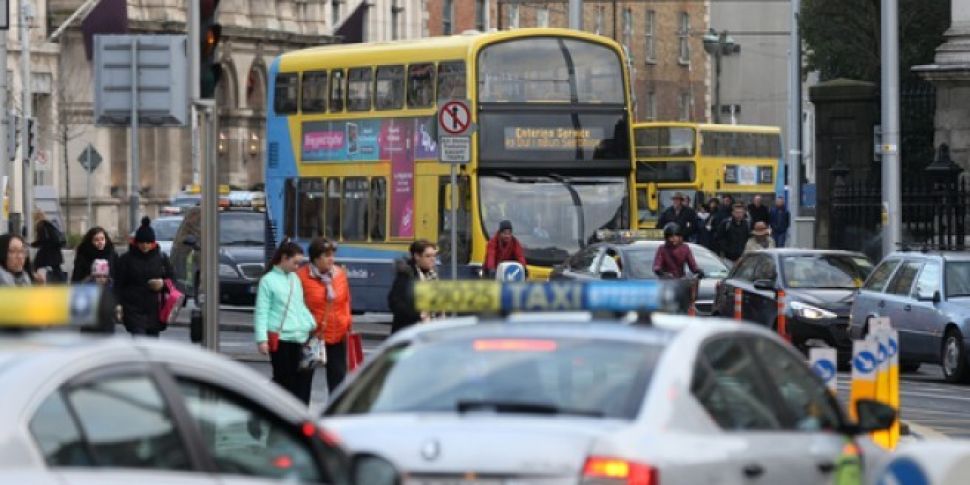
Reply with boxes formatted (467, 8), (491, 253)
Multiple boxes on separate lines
(352, 454), (401, 485)
(753, 279), (775, 291)
(853, 399), (896, 434)
(934, 290), (942, 303)
(601, 270), (619, 280)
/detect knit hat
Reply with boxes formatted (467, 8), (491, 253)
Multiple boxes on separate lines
(134, 216), (156, 243)
(91, 259), (110, 277)
(498, 220), (513, 233)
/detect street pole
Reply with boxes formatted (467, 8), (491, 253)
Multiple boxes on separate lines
(450, 165), (457, 280)
(0, 17), (8, 235)
(568, 0), (582, 30)
(787, 0), (802, 247)
(189, 0), (200, 185)
(199, 99), (219, 351)
(881, 0), (901, 256)
(86, 149), (92, 228)
(20, 1), (32, 241)
(714, 33), (723, 124)
(129, 40), (140, 232)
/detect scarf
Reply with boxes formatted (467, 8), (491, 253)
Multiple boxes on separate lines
(309, 264), (336, 301)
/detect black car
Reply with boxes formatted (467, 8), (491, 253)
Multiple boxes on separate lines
(713, 249), (874, 364)
(170, 208), (267, 306)
(550, 240), (731, 315)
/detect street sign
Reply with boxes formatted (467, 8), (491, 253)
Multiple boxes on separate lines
(93, 34), (188, 126)
(78, 144), (103, 173)
(439, 135), (471, 163)
(438, 100), (470, 135)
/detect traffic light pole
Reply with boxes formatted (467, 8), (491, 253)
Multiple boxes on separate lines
(189, 0), (201, 185)
(198, 99), (219, 352)
(128, 40), (140, 234)
(0, 25), (7, 235)
(20, 2), (32, 241)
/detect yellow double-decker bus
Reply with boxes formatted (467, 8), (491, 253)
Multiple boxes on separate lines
(632, 122), (783, 227)
(265, 29), (635, 312)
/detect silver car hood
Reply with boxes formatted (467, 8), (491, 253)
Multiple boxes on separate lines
(322, 413), (628, 478)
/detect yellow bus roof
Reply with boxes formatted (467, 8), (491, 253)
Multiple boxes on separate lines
(278, 28), (625, 72)
(633, 121), (781, 134)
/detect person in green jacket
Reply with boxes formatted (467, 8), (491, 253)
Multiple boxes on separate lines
(255, 240), (317, 404)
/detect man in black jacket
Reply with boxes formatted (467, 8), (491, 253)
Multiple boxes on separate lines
(656, 192), (697, 241)
(718, 203), (750, 263)
(387, 239), (439, 334)
(747, 195), (770, 226)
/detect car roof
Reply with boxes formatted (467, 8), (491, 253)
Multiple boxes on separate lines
(890, 250), (970, 261)
(747, 248), (868, 258)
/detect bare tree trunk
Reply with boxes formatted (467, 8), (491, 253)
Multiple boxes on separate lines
(62, 123), (70, 235)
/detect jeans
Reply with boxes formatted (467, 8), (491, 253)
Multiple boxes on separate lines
(325, 338), (348, 393)
(773, 233), (787, 248)
(270, 340), (315, 404)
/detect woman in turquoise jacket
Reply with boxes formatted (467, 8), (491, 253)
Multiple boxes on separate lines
(255, 241), (316, 404)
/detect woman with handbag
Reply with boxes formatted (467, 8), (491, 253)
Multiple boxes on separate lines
(297, 237), (352, 394)
(115, 217), (173, 337)
(255, 240), (317, 404)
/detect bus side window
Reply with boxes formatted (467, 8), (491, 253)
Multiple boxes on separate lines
(297, 177), (325, 238)
(437, 61), (466, 101)
(273, 73), (299, 114)
(284, 178), (298, 237)
(407, 63), (435, 108)
(438, 175), (470, 265)
(325, 178), (341, 239)
(330, 69), (345, 112)
(375, 66), (405, 110)
(342, 178), (369, 241)
(347, 67), (373, 112)
(369, 178), (387, 241)
(301, 71), (328, 113)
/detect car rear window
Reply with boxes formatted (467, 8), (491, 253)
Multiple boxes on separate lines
(945, 261), (970, 298)
(625, 246), (729, 279)
(328, 337), (659, 420)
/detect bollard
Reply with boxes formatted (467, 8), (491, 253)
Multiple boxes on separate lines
(869, 317), (899, 450)
(809, 347), (838, 394)
(776, 289), (789, 341)
(849, 339), (877, 422)
(733, 288), (742, 320)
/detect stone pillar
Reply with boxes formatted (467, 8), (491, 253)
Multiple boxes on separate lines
(914, 0), (970, 172)
(808, 79), (879, 249)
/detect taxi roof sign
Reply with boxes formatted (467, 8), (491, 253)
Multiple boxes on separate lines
(0, 285), (106, 330)
(413, 280), (688, 314)
(595, 228), (665, 243)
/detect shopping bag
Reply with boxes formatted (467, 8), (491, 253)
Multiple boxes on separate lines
(347, 331), (364, 371)
(158, 279), (185, 328)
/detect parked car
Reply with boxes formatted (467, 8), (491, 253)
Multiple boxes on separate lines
(850, 250), (970, 382)
(550, 240), (730, 315)
(170, 208), (266, 306)
(713, 249), (873, 365)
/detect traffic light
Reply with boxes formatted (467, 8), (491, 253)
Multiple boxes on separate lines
(26, 118), (36, 160)
(200, 0), (222, 99)
(6, 114), (17, 162)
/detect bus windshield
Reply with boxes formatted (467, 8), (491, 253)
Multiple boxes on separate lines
(480, 175), (628, 266)
(478, 37), (624, 104)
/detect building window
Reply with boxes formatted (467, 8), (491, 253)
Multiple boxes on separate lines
(679, 91), (691, 121)
(391, 0), (403, 40)
(508, 4), (519, 29)
(645, 10), (656, 63)
(678, 12), (690, 65)
(537, 7), (549, 28)
(443, 0), (453, 35)
(594, 6), (604, 35)
(475, 0), (485, 30)
(647, 90), (657, 120)
(622, 8), (632, 52)
(332, 0), (342, 26)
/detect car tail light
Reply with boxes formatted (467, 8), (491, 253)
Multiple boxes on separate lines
(303, 420), (342, 447)
(582, 456), (657, 485)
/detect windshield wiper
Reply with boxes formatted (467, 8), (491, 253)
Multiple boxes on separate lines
(222, 239), (264, 246)
(456, 399), (603, 417)
(549, 173), (586, 249)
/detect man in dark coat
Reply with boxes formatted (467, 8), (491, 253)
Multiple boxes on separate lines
(747, 195), (770, 226)
(32, 212), (66, 282)
(718, 203), (751, 263)
(115, 217), (173, 337)
(388, 239), (438, 334)
(655, 192), (697, 241)
(769, 196), (791, 247)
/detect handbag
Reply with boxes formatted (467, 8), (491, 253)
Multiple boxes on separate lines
(158, 279), (184, 327)
(299, 336), (326, 370)
(267, 276), (295, 353)
(347, 330), (364, 371)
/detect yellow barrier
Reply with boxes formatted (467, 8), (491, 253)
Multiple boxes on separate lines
(849, 339), (877, 422)
(850, 317), (899, 450)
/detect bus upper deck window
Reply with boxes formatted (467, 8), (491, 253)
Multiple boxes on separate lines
(408, 63), (435, 108)
(437, 61), (466, 101)
(273, 73), (299, 114)
(375, 66), (405, 110)
(347, 68), (373, 111)
(301, 71), (328, 113)
(330, 69), (345, 112)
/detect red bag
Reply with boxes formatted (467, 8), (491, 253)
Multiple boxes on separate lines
(347, 331), (364, 371)
(267, 331), (280, 352)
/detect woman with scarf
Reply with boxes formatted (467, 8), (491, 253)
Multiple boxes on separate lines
(71, 226), (119, 283)
(483, 220), (526, 277)
(297, 237), (352, 393)
(388, 239), (439, 334)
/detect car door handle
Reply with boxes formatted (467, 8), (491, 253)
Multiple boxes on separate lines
(743, 463), (765, 479)
(904, 304), (912, 311)
(817, 461), (836, 474)
(878, 300), (885, 308)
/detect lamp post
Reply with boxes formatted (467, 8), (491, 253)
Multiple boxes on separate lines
(703, 29), (740, 124)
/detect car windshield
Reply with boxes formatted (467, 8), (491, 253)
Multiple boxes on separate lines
(220, 213), (265, 246)
(781, 255), (871, 289)
(328, 336), (659, 420)
(173, 196), (200, 207)
(623, 244), (730, 279)
(480, 175), (628, 266)
(153, 219), (182, 241)
(945, 261), (970, 297)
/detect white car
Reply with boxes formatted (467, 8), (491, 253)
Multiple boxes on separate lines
(322, 281), (895, 485)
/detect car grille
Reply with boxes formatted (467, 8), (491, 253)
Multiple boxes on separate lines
(693, 301), (714, 315)
(238, 263), (264, 280)
(405, 476), (570, 485)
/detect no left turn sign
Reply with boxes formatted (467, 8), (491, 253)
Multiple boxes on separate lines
(438, 100), (470, 135)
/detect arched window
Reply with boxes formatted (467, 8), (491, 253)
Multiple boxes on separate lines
(215, 63), (237, 109)
(247, 64), (267, 111)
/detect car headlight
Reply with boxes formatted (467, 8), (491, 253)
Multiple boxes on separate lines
(790, 300), (837, 320)
(219, 263), (240, 278)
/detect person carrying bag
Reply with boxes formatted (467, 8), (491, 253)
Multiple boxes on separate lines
(255, 241), (319, 405)
(298, 237), (351, 393)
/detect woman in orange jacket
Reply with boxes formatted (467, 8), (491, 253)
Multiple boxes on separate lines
(297, 237), (352, 393)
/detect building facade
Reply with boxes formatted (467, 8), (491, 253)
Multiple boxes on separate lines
(424, 0), (710, 122)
